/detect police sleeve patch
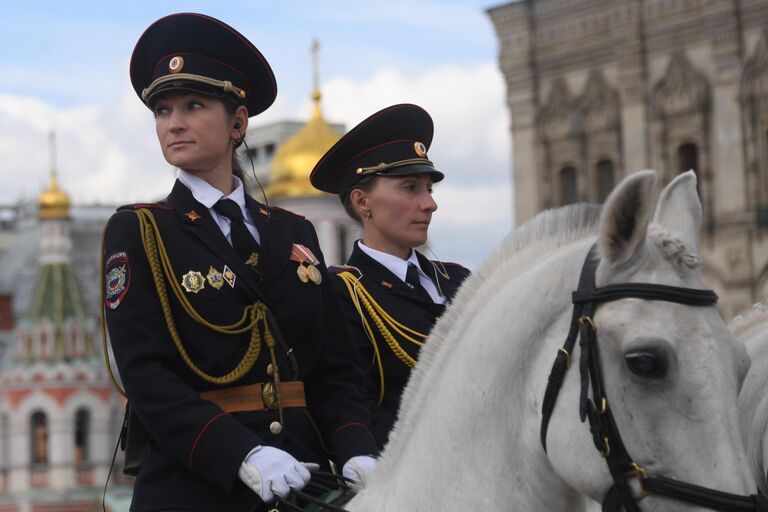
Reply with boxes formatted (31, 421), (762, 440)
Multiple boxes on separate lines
(104, 252), (131, 310)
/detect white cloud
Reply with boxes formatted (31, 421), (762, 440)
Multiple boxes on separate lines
(0, 59), (513, 267)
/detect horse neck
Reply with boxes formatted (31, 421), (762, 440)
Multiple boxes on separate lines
(349, 239), (592, 511)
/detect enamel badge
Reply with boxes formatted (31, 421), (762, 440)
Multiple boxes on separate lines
(206, 266), (224, 289)
(181, 270), (205, 293)
(104, 252), (130, 310)
(223, 265), (236, 288)
(186, 210), (201, 222)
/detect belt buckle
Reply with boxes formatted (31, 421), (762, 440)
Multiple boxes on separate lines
(262, 382), (278, 410)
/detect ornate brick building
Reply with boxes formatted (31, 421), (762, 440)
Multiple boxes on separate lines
(0, 140), (128, 511)
(488, 0), (768, 316)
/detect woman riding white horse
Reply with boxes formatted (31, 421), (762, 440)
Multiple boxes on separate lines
(346, 170), (757, 511)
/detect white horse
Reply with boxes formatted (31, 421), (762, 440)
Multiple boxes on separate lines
(346, 171), (756, 511)
(735, 303), (768, 494)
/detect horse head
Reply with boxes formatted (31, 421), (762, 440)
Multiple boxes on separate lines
(348, 170), (758, 512)
(547, 171), (755, 510)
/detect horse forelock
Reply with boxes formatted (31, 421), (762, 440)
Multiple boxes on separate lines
(646, 223), (701, 270)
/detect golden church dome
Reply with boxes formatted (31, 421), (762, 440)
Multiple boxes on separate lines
(266, 90), (340, 199)
(38, 133), (71, 220)
(38, 173), (71, 220)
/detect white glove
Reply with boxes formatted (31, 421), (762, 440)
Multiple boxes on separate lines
(238, 445), (311, 503)
(341, 455), (377, 489)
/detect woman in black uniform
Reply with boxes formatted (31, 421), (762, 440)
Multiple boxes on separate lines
(102, 13), (377, 511)
(310, 104), (470, 449)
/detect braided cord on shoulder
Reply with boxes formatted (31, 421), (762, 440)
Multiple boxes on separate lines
(336, 271), (429, 404)
(136, 208), (269, 385)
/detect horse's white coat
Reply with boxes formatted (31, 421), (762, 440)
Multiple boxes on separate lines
(735, 303), (768, 494)
(347, 171), (756, 511)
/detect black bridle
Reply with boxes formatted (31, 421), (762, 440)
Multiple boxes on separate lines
(541, 245), (768, 512)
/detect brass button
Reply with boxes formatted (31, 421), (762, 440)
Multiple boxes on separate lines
(266, 363), (273, 376)
(270, 421), (283, 435)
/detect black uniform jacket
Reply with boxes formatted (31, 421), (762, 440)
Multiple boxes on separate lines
(103, 181), (377, 511)
(329, 243), (469, 449)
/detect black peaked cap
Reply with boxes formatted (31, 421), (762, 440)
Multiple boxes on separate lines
(130, 13), (276, 116)
(310, 104), (444, 200)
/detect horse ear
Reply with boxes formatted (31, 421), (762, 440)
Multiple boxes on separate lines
(651, 170), (702, 252)
(598, 170), (658, 265)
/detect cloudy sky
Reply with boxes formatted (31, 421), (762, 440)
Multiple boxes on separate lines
(0, 0), (513, 268)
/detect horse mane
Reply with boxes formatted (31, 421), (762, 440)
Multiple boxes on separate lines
(730, 302), (768, 338)
(386, 204), (601, 456)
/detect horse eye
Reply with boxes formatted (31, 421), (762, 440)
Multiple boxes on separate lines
(625, 351), (667, 378)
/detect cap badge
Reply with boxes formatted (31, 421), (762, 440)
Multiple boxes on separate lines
(414, 141), (427, 158)
(169, 56), (185, 74)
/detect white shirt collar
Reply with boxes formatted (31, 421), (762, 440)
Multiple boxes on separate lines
(357, 241), (419, 284)
(177, 169), (247, 211)
(357, 241), (445, 304)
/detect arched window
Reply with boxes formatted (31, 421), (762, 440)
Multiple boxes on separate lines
(30, 411), (48, 466)
(677, 142), (699, 173)
(560, 166), (578, 205)
(74, 409), (90, 464)
(677, 143), (700, 195)
(596, 160), (615, 202)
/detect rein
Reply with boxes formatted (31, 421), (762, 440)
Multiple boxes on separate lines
(540, 245), (768, 512)
(261, 470), (356, 512)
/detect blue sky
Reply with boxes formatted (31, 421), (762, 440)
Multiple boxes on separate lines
(0, 1), (512, 267)
(0, 1), (499, 107)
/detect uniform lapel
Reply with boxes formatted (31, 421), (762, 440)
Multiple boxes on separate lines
(244, 195), (292, 290)
(416, 251), (460, 300)
(167, 180), (264, 298)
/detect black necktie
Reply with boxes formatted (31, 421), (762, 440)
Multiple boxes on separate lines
(213, 198), (260, 263)
(406, 263), (433, 303)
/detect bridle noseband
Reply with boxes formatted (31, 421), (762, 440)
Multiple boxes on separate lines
(541, 245), (768, 512)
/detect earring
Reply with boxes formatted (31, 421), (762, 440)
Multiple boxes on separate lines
(234, 133), (245, 148)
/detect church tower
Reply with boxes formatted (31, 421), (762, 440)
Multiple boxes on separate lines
(265, 40), (361, 265)
(0, 134), (124, 511)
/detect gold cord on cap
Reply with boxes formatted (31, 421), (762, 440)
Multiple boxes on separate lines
(142, 73), (247, 101)
(355, 158), (435, 176)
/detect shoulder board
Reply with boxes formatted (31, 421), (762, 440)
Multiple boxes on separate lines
(328, 265), (362, 278)
(117, 202), (173, 212)
(269, 206), (305, 219)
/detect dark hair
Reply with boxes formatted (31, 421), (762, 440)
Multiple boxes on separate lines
(342, 176), (378, 223)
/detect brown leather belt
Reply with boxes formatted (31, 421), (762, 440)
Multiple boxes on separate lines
(199, 381), (306, 413)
